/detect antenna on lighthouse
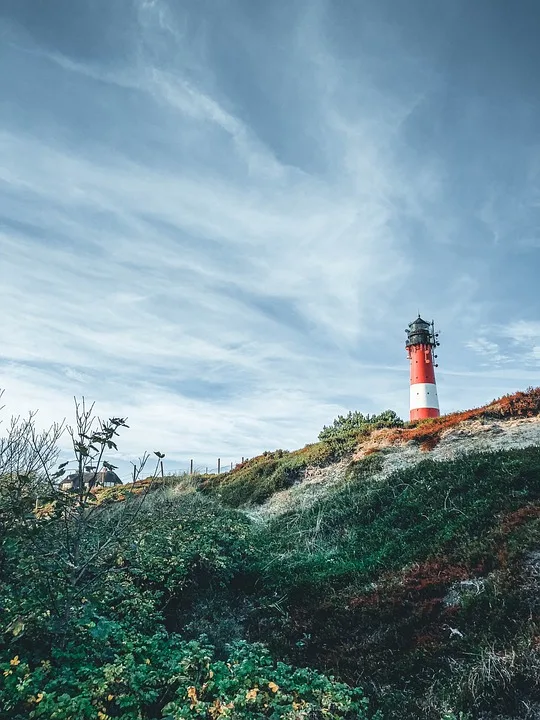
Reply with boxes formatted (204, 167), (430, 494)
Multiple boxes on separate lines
(406, 315), (441, 421)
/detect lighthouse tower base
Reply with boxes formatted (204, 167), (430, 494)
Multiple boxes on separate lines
(410, 406), (440, 421)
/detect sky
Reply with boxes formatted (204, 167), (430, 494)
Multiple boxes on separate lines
(1, 0), (540, 478)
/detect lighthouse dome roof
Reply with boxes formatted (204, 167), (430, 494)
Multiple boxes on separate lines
(409, 316), (430, 328)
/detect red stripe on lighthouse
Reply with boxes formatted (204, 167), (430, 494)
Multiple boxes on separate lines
(409, 345), (436, 384)
(410, 407), (440, 421)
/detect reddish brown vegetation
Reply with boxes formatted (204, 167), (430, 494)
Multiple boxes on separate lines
(400, 560), (473, 594)
(493, 387), (540, 417)
(273, 559), (489, 688)
(498, 504), (540, 535)
(419, 436), (442, 451)
(348, 560), (478, 613)
(384, 387), (540, 452)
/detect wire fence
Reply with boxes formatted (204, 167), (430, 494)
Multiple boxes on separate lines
(169, 457), (249, 476)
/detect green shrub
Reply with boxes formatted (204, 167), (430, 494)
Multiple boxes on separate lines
(0, 629), (369, 720)
(318, 410), (403, 442)
(1, 483), (369, 719)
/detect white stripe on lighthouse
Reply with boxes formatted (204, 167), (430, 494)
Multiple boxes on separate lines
(410, 383), (440, 410)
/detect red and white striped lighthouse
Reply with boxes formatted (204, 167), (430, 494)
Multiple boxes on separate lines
(406, 316), (440, 421)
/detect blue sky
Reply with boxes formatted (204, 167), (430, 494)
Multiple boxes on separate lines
(1, 0), (540, 477)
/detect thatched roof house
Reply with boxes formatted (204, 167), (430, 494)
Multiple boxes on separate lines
(59, 469), (122, 492)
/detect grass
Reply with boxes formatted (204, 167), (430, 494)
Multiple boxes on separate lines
(257, 447), (539, 575)
(241, 444), (540, 718)
(198, 442), (337, 507)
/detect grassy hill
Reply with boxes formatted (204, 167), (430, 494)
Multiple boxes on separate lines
(2, 389), (540, 719)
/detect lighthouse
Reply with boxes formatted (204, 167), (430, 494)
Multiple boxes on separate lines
(406, 316), (440, 421)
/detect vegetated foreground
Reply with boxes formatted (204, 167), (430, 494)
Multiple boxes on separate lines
(1, 389), (540, 719)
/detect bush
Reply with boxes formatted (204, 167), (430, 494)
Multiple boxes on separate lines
(1, 481), (370, 720)
(318, 410), (403, 443)
(0, 629), (369, 720)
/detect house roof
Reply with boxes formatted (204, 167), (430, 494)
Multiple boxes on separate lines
(60, 470), (122, 487)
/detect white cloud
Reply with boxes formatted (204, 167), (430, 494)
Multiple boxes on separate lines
(464, 322), (540, 371)
(501, 320), (540, 344)
(465, 338), (510, 365)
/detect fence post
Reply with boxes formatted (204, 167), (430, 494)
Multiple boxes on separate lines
(217, 458), (221, 474)
(190, 459), (193, 475)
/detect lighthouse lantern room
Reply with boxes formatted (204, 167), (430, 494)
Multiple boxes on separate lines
(406, 316), (440, 421)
